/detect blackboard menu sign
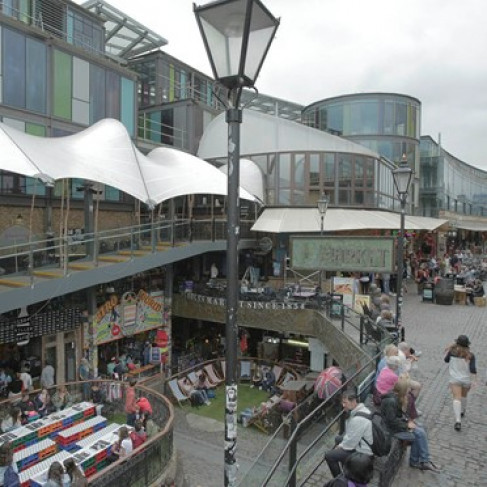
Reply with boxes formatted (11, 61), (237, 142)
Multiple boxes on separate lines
(0, 308), (82, 344)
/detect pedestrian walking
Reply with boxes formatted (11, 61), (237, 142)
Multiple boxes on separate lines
(444, 334), (477, 431)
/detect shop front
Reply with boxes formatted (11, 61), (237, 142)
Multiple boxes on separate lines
(0, 306), (83, 385)
(85, 289), (171, 377)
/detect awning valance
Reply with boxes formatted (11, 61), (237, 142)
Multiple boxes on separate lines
(251, 208), (449, 233)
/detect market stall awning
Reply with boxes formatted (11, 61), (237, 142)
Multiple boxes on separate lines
(251, 208), (449, 233)
(451, 221), (487, 232)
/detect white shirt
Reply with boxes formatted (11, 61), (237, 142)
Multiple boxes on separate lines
(398, 350), (411, 374)
(121, 438), (133, 456)
(19, 372), (33, 391)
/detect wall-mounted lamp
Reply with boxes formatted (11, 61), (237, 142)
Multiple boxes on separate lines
(15, 214), (24, 225)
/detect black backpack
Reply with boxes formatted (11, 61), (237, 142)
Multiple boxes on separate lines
(356, 411), (391, 457)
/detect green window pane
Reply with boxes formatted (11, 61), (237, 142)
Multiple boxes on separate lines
(121, 77), (135, 136)
(26, 123), (46, 136)
(53, 50), (72, 120)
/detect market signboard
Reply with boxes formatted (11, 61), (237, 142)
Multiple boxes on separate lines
(88, 290), (168, 345)
(290, 236), (395, 273)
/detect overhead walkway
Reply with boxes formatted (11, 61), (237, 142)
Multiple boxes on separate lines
(0, 219), (257, 314)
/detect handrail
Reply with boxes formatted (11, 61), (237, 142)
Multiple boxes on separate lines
(0, 218), (257, 280)
(238, 348), (382, 487)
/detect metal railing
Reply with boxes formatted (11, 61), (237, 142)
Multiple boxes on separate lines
(0, 379), (174, 486)
(0, 218), (256, 282)
(237, 350), (382, 487)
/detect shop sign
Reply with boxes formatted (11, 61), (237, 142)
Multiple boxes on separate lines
(184, 292), (306, 310)
(89, 290), (166, 345)
(290, 236), (395, 273)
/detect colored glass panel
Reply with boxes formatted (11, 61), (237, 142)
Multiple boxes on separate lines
(120, 77), (135, 136)
(3, 28), (26, 108)
(53, 50), (72, 120)
(106, 70), (120, 119)
(90, 64), (106, 123)
(26, 38), (47, 113)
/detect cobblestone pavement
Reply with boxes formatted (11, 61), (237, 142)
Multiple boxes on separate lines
(390, 284), (487, 487)
(173, 282), (487, 486)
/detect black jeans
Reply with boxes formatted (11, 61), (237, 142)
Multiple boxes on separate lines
(325, 447), (355, 478)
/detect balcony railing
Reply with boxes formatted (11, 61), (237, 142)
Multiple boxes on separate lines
(0, 218), (256, 282)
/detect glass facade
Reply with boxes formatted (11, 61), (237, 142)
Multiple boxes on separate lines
(302, 94), (421, 168)
(213, 151), (395, 210)
(0, 0), (104, 55)
(420, 136), (487, 217)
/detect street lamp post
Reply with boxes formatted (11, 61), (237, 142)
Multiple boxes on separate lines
(392, 154), (413, 341)
(194, 2), (279, 485)
(317, 192), (329, 291)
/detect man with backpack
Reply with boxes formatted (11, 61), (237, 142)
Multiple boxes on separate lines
(325, 390), (373, 478)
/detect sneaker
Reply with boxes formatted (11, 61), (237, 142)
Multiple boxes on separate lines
(205, 401), (211, 406)
(454, 422), (461, 431)
(409, 462), (421, 469)
(461, 411), (465, 418)
(420, 461), (440, 472)
(250, 384), (254, 389)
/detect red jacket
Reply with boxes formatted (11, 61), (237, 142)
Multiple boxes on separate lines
(125, 386), (137, 414)
(136, 397), (152, 415)
(130, 430), (147, 449)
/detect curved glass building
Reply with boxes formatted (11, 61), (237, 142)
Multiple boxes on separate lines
(302, 93), (421, 208)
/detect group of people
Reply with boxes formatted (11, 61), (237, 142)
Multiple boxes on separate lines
(1, 385), (73, 434)
(324, 332), (478, 483)
(0, 441), (87, 487)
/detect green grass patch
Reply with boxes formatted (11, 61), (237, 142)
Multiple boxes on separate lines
(182, 383), (269, 423)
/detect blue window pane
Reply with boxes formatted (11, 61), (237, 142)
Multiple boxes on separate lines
(3, 28), (26, 108)
(26, 38), (47, 113)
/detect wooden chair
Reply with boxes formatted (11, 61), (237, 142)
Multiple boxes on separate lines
(204, 364), (224, 385)
(167, 379), (189, 407)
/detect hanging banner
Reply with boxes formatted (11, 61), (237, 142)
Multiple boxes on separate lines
(87, 290), (167, 345)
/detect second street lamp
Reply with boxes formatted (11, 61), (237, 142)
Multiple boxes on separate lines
(317, 192), (329, 291)
(392, 154), (413, 341)
(194, 1), (279, 485)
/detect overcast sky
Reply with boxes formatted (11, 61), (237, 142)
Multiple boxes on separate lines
(80, 0), (487, 168)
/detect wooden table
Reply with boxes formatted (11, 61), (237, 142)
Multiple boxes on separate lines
(280, 379), (307, 403)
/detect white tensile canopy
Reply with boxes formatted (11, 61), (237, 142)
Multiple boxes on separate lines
(251, 207), (449, 233)
(0, 118), (256, 206)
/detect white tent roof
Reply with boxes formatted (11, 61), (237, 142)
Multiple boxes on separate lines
(219, 158), (265, 202)
(0, 119), (256, 206)
(198, 109), (381, 160)
(251, 207), (448, 233)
